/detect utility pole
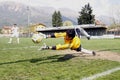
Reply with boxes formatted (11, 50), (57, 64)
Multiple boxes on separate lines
(27, 0), (31, 37)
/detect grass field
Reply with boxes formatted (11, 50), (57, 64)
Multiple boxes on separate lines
(0, 37), (120, 80)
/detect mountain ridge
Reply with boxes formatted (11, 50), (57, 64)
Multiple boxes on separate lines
(0, 1), (113, 27)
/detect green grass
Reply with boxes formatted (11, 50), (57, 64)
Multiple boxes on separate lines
(0, 37), (120, 80)
(95, 70), (120, 80)
(81, 39), (120, 53)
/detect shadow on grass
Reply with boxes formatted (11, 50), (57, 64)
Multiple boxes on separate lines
(30, 54), (76, 65)
(58, 54), (76, 61)
(0, 54), (76, 65)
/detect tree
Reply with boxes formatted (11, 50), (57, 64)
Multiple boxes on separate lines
(52, 11), (63, 27)
(57, 11), (63, 26)
(0, 29), (2, 34)
(78, 3), (95, 25)
(109, 6), (120, 35)
(63, 20), (73, 26)
(52, 11), (57, 27)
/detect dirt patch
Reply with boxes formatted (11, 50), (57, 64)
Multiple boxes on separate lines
(55, 50), (120, 62)
(86, 51), (120, 62)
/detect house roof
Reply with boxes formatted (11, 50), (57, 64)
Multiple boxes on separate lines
(36, 24), (107, 32)
(2, 26), (11, 30)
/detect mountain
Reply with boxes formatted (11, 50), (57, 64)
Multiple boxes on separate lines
(0, 1), (54, 27)
(0, 1), (114, 28)
(58, 8), (78, 24)
(0, 2), (28, 26)
(0, 1), (78, 27)
(96, 15), (114, 26)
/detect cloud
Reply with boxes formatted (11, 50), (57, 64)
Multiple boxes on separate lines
(28, 0), (113, 17)
(0, 0), (120, 17)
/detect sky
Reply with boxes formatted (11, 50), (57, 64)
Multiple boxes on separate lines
(0, 0), (120, 17)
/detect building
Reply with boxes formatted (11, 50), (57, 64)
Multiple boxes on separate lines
(83, 25), (107, 36)
(1, 26), (11, 34)
(107, 28), (120, 35)
(36, 24), (107, 36)
(30, 23), (46, 33)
